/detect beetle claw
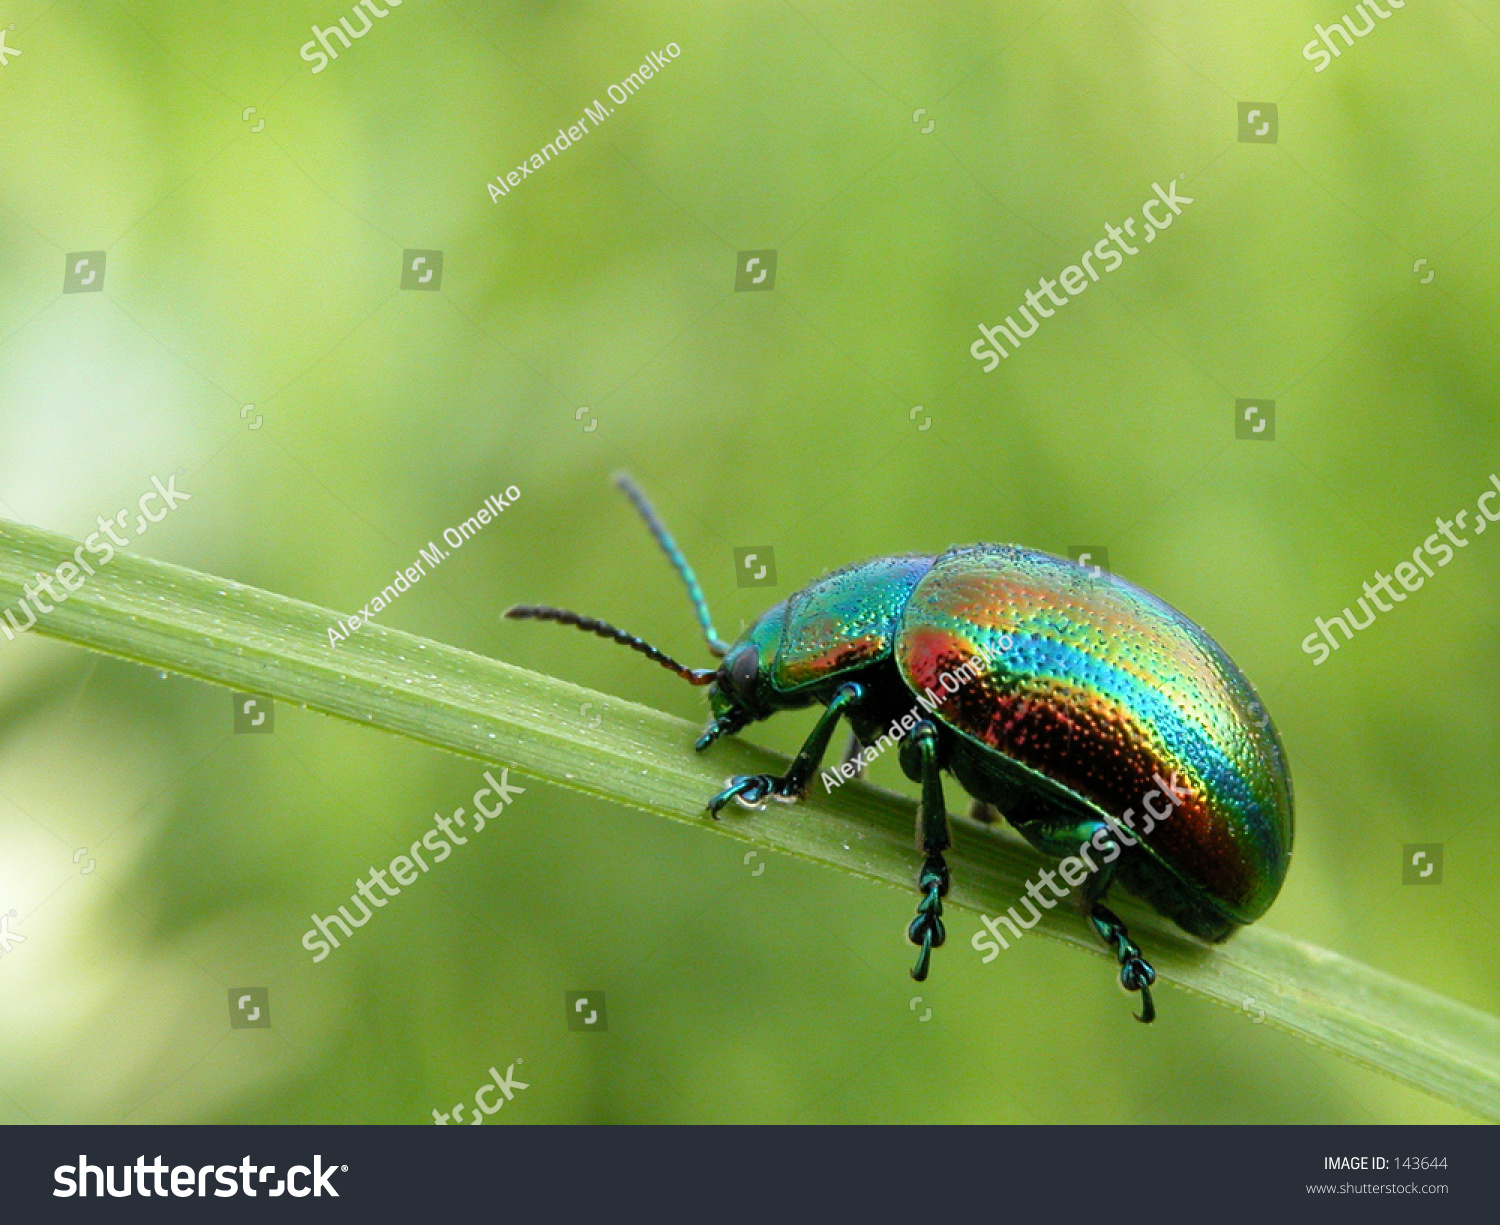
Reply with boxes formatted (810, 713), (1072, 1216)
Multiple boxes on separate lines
(1131, 982), (1156, 1024)
(1090, 901), (1159, 1024)
(1121, 958), (1157, 1023)
(707, 773), (780, 817)
(908, 925), (935, 981)
(906, 850), (949, 981)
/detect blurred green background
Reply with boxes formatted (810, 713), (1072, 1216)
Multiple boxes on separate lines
(1, 0), (1497, 1124)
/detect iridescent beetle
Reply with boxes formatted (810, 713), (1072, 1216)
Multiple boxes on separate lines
(508, 476), (1293, 1021)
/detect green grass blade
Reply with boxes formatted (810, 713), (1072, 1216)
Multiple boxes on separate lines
(2, 516), (1497, 1119)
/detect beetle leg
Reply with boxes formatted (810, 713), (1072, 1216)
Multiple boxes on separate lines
(706, 773), (778, 815)
(900, 720), (950, 982)
(705, 683), (864, 818)
(1088, 902), (1157, 1024)
(1044, 822), (1159, 1022)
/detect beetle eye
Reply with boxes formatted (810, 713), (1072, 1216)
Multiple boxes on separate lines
(729, 646), (760, 697)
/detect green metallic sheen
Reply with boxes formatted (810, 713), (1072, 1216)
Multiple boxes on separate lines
(892, 545), (1293, 935)
(513, 475), (1295, 1007)
(711, 545), (1294, 940)
(769, 555), (935, 694)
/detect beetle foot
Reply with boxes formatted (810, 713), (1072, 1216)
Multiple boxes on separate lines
(907, 853), (950, 981)
(707, 774), (798, 818)
(1120, 957), (1157, 1024)
(1090, 902), (1158, 1024)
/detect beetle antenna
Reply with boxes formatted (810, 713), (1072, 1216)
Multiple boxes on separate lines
(505, 605), (718, 686)
(613, 472), (730, 658)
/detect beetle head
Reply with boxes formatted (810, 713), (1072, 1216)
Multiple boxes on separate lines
(508, 474), (794, 752)
(698, 605), (787, 749)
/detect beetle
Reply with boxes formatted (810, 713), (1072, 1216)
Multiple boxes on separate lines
(507, 475), (1293, 1022)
